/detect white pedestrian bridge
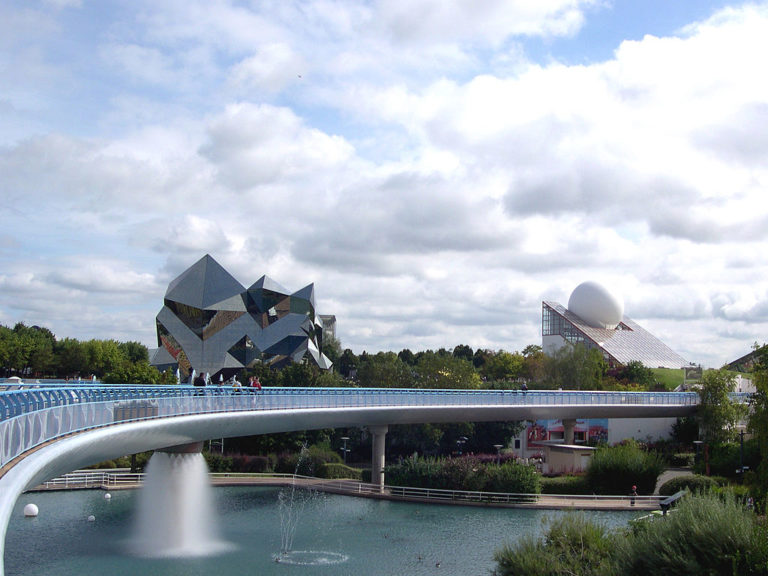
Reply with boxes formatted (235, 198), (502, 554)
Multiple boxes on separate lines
(0, 384), (715, 575)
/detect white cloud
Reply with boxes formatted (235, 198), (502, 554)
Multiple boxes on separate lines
(1, 1), (767, 369)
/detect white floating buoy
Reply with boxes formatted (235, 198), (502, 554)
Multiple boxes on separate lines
(104, 493), (111, 500)
(23, 504), (39, 517)
(87, 515), (96, 522)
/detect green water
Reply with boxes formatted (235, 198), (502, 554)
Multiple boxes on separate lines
(6, 487), (639, 576)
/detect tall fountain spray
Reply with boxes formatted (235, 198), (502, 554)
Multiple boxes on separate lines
(131, 448), (227, 558)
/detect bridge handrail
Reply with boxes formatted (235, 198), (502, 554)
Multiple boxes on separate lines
(0, 385), (704, 423)
(0, 385), (715, 470)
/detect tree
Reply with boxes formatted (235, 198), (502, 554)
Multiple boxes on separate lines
(357, 352), (414, 388)
(337, 348), (359, 378)
(452, 344), (474, 363)
(397, 348), (416, 366)
(321, 334), (342, 366)
(608, 360), (656, 389)
(697, 369), (743, 445)
(415, 351), (481, 389)
(473, 348), (492, 369)
(103, 360), (161, 384)
(55, 337), (88, 377)
(279, 362), (317, 387)
(521, 345), (546, 383)
(748, 344), (768, 494)
(544, 343), (606, 390)
(482, 351), (524, 382)
(119, 341), (149, 364)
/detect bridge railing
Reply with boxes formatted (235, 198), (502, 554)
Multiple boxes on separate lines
(0, 385), (703, 422)
(0, 385), (703, 469)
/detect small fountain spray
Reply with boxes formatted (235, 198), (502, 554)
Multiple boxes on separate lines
(273, 446), (348, 566)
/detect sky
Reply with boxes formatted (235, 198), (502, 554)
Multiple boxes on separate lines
(1, 0), (767, 369)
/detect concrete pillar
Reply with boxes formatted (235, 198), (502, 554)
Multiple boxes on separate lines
(159, 441), (204, 454)
(563, 419), (576, 445)
(370, 425), (388, 492)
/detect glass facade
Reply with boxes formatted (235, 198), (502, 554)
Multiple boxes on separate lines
(153, 255), (332, 378)
(542, 301), (688, 369)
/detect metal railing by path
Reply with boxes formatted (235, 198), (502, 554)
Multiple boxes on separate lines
(0, 385), (711, 469)
(33, 470), (665, 509)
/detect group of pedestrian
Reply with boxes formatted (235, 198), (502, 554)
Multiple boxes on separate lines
(190, 372), (261, 392)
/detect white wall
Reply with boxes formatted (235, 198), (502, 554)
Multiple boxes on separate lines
(608, 417), (676, 443)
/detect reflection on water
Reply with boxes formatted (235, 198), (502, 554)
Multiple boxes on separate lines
(6, 487), (640, 576)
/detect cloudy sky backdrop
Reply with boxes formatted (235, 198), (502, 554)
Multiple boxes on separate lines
(2, 0), (767, 368)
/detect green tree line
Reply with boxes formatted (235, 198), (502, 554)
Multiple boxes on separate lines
(0, 322), (163, 383)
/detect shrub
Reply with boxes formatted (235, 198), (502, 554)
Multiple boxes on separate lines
(586, 441), (665, 495)
(204, 452), (233, 473)
(319, 462), (363, 480)
(493, 513), (615, 576)
(669, 452), (695, 467)
(230, 453), (273, 473)
(482, 461), (541, 494)
(540, 475), (591, 495)
(614, 492), (768, 575)
(658, 474), (718, 496)
(384, 456), (541, 494)
(701, 439), (760, 478)
(275, 444), (343, 476)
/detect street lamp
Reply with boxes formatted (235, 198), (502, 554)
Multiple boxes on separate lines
(693, 440), (703, 466)
(341, 436), (350, 464)
(494, 444), (503, 466)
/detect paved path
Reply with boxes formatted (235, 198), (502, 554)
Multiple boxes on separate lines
(654, 467), (693, 494)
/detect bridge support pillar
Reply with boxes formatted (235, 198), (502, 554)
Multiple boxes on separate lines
(158, 441), (204, 454)
(370, 425), (388, 492)
(563, 419), (576, 444)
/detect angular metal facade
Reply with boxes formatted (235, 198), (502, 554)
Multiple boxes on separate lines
(154, 254), (332, 378)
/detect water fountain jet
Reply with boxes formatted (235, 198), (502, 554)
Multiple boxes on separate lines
(130, 443), (229, 558)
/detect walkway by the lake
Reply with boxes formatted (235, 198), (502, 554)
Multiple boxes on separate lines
(31, 470), (662, 511)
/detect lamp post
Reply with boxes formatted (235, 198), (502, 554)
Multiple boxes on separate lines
(693, 440), (703, 467)
(494, 444), (503, 466)
(341, 436), (350, 464)
(737, 429), (749, 479)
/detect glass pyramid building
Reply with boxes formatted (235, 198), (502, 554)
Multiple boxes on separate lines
(542, 282), (689, 369)
(152, 254), (332, 378)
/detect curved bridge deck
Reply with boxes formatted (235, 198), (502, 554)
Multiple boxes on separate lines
(1, 385), (703, 470)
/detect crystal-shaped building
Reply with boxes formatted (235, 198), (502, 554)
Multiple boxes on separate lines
(151, 255), (332, 378)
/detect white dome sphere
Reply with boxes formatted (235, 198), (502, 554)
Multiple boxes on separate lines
(567, 281), (624, 329)
(24, 503), (39, 517)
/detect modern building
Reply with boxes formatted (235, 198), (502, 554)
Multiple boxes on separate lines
(542, 281), (689, 369)
(319, 315), (337, 341)
(150, 254), (332, 379)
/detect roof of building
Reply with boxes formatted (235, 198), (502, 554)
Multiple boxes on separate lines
(544, 301), (689, 369)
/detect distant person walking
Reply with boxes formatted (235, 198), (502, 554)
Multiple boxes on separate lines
(194, 372), (206, 395)
(630, 485), (638, 506)
(251, 376), (262, 391)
